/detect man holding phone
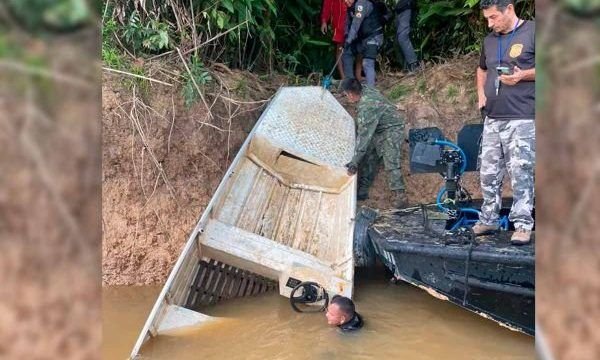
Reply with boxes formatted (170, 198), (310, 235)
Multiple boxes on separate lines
(474, 0), (536, 245)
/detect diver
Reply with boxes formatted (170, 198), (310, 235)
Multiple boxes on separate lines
(325, 295), (364, 331)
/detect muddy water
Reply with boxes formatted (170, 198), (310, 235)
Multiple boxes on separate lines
(103, 269), (534, 359)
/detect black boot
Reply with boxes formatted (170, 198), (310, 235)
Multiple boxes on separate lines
(391, 190), (408, 208)
(357, 187), (369, 201)
(407, 61), (422, 73)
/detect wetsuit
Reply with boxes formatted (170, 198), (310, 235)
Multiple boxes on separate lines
(338, 312), (364, 331)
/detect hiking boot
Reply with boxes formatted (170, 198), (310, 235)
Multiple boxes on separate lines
(471, 223), (498, 236)
(391, 190), (408, 209)
(511, 228), (532, 245)
(357, 187), (369, 201)
(407, 61), (423, 73)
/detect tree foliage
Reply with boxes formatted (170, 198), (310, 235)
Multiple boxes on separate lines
(101, 0), (534, 74)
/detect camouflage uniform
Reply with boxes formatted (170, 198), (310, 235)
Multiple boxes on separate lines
(348, 86), (405, 195)
(479, 118), (535, 230)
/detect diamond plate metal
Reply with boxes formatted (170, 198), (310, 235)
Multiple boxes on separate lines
(255, 87), (355, 167)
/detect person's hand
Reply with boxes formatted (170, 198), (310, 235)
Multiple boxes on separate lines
(345, 162), (358, 176)
(321, 22), (327, 34)
(499, 66), (523, 86)
(480, 106), (487, 122)
(478, 94), (486, 110)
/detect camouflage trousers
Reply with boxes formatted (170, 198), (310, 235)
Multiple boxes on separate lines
(478, 117), (536, 230)
(358, 125), (405, 195)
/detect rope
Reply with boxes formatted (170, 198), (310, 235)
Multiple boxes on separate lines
(322, 48), (344, 89)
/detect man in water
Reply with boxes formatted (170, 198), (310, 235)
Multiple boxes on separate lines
(325, 295), (364, 331)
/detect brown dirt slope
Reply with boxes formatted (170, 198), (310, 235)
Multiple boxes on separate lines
(102, 64), (278, 285)
(1, 35), (100, 359)
(535, 7), (600, 359)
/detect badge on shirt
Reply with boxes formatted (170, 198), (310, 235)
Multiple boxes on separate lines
(357, 5), (363, 11)
(356, 12), (362, 17)
(509, 44), (523, 58)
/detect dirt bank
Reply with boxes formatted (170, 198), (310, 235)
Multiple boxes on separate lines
(102, 63), (279, 285)
(534, 9), (600, 359)
(1, 34), (100, 358)
(102, 56), (492, 286)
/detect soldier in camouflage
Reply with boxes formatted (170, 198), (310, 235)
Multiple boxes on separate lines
(341, 78), (407, 207)
(474, 0), (536, 245)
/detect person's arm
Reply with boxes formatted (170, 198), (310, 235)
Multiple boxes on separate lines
(499, 67), (535, 85)
(321, 0), (332, 33)
(345, 0), (372, 45)
(350, 108), (378, 166)
(476, 66), (487, 110)
(477, 42), (487, 110)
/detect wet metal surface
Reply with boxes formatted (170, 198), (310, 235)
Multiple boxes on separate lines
(255, 87), (355, 167)
(103, 269), (534, 360)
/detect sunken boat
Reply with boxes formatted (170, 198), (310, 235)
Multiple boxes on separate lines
(357, 125), (535, 336)
(130, 87), (357, 358)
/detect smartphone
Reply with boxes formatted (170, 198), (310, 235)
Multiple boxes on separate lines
(496, 66), (512, 75)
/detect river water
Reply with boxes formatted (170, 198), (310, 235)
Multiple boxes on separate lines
(103, 268), (534, 359)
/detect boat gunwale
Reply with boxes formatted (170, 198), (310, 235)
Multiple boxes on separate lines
(129, 87), (288, 359)
(374, 237), (535, 266)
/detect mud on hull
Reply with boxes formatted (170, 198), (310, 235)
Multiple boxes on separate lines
(368, 206), (535, 336)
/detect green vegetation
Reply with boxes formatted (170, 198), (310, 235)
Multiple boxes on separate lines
(7, 0), (92, 31)
(182, 55), (212, 108)
(233, 78), (249, 100)
(102, 18), (124, 69)
(0, 34), (20, 58)
(96, 0), (534, 106)
(100, 0), (332, 75)
(416, 78), (428, 95)
(122, 11), (172, 53)
(388, 83), (411, 101)
(468, 89), (478, 106)
(446, 85), (459, 101)
(124, 64), (150, 95)
(410, 0), (534, 61)
(99, 0), (533, 74)
(562, 0), (600, 16)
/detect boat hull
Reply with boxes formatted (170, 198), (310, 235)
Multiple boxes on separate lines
(368, 206), (535, 335)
